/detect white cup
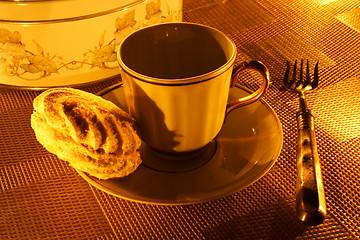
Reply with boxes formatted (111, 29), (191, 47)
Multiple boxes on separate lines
(117, 22), (270, 154)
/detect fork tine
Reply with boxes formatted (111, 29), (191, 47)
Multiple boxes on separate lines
(303, 60), (311, 88)
(299, 59), (303, 83)
(292, 59), (297, 86)
(298, 59), (304, 89)
(293, 60), (304, 89)
(284, 60), (291, 87)
(312, 61), (319, 89)
(284, 60), (318, 91)
(288, 59), (301, 89)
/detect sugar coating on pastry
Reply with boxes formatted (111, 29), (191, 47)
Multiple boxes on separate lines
(31, 87), (142, 179)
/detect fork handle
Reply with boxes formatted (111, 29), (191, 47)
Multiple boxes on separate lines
(296, 109), (326, 225)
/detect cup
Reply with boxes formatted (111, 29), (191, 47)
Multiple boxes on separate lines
(117, 22), (270, 155)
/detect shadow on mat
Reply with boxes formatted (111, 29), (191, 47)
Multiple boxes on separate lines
(202, 198), (307, 240)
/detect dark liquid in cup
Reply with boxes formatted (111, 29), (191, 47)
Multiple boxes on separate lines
(121, 24), (228, 79)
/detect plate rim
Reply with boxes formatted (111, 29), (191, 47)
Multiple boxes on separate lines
(0, 74), (121, 91)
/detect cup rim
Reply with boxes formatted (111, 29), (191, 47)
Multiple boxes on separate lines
(117, 22), (237, 86)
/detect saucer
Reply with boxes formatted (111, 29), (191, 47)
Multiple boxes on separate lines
(76, 83), (283, 205)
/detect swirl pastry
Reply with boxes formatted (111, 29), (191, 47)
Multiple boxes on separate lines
(31, 88), (142, 179)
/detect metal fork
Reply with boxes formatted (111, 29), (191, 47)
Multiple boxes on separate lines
(284, 60), (326, 226)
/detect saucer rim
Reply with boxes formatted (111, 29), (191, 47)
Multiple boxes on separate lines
(76, 82), (283, 205)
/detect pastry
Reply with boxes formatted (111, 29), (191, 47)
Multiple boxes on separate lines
(31, 87), (142, 179)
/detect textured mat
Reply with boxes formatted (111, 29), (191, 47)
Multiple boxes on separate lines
(1, 0), (360, 239)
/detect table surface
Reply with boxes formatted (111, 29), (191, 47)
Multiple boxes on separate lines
(1, 0), (360, 239)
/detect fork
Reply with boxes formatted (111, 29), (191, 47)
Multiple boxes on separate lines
(284, 60), (326, 225)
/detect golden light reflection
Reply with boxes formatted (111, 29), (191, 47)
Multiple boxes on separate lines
(313, 0), (337, 5)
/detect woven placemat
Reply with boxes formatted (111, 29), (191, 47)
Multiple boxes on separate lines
(1, 0), (360, 239)
(90, 0), (359, 238)
(0, 78), (119, 239)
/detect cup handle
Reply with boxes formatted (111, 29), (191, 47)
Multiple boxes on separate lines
(226, 60), (270, 115)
